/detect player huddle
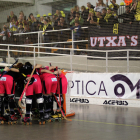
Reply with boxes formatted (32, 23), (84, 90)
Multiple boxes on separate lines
(0, 62), (67, 125)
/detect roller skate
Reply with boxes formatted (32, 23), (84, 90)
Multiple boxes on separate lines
(51, 111), (62, 122)
(2, 114), (12, 125)
(14, 108), (22, 119)
(44, 113), (52, 123)
(0, 116), (4, 125)
(10, 114), (18, 124)
(4, 109), (19, 124)
(38, 116), (46, 125)
(22, 117), (32, 125)
(31, 108), (39, 118)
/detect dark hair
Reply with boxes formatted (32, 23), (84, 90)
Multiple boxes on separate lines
(47, 16), (51, 20)
(102, 8), (107, 11)
(11, 17), (16, 21)
(60, 16), (64, 19)
(3, 27), (7, 30)
(81, 6), (86, 11)
(14, 63), (23, 68)
(25, 62), (32, 67)
(29, 13), (33, 19)
(75, 12), (80, 16)
(44, 19), (48, 22)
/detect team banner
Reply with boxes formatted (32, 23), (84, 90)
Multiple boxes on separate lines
(66, 73), (140, 107)
(88, 24), (140, 57)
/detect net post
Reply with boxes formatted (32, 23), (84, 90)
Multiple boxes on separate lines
(34, 46), (35, 66)
(127, 50), (129, 73)
(106, 51), (108, 73)
(70, 30), (73, 71)
(8, 45), (10, 64)
(38, 32), (40, 57)
(86, 55), (88, 72)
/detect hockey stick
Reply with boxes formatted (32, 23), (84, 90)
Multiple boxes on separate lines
(53, 93), (72, 121)
(55, 67), (72, 121)
(18, 66), (36, 109)
(0, 59), (18, 78)
(56, 68), (61, 110)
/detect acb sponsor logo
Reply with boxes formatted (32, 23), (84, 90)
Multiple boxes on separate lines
(70, 98), (89, 104)
(103, 100), (128, 106)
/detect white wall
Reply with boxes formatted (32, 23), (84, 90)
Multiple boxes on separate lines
(0, 0), (34, 4)
(77, 0), (124, 8)
(0, 0), (52, 24)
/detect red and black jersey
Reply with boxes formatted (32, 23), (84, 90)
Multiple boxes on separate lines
(19, 65), (37, 75)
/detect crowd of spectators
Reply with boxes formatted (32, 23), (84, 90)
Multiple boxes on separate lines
(0, 0), (140, 57)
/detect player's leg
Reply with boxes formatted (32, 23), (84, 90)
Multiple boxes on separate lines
(3, 94), (8, 112)
(34, 75), (45, 123)
(54, 93), (64, 117)
(56, 77), (63, 110)
(23, 95), (33, 123)
(36, 93), (44, 120)
(51, 79), (58, 115)
(8, 94), (15, 115)
(0, 80), (5, 119)
(42, 78), (52, 120)
(5, 76), (18, 123)
(0, 95), (4, 122)
(43, 94), (52, 120)
(22, 84), (33, 124)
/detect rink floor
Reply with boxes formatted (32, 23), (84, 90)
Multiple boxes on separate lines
(0, 104), (140, 140)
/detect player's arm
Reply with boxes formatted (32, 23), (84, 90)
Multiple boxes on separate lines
(3, 66), (10, 72)
(34, 64), (42, 69)
(10, 68), (19, 73)
(49, 66), (57, 71)
(41, 69), (58, 75)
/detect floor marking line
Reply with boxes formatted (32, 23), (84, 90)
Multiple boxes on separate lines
(72, 119), (140, 128)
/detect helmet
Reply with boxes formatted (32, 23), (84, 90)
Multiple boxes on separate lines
(48, 13), (52, 16)
(37, 14), (40, 18)
(120, 2), (125, 6)
(43, 14), (47, 17)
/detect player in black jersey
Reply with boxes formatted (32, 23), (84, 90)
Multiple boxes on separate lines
(10, 62), (45, 124)
(0, 66), (24, 124)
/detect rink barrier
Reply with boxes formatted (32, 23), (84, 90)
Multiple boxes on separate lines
(0, 43), (140, 73)
(70, 96), (140, 108)
(66, 72), (140, 108)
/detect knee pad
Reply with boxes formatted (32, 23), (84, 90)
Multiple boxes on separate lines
(26, 98), (32, 104)
(36, 93), (44, 104)
(37, 97), (44, 104)
(26, 95), (33, 105)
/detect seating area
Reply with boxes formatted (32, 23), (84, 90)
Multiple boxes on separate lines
(0, 0), (140, 57)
